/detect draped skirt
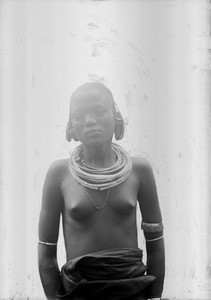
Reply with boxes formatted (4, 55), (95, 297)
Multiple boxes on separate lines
(57, 248), (155, 300)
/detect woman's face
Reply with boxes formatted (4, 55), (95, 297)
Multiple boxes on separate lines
(70, 88), (116, 146)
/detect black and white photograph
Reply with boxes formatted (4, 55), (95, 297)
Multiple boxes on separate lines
(0, 0), (210, 299)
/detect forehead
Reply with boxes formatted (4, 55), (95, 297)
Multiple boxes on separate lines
(70, 87), (113, 111)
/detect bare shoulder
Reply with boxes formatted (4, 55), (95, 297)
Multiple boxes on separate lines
(42, 158), (69, 208)
(39, 159), (70, 242)
(132, 155), (151, 168)
(132, 156), (153, 180)
(132, 156), (161, 222)
(45, 158), (69, 184)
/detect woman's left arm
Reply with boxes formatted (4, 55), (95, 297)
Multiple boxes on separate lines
(135, 158), (165, 299)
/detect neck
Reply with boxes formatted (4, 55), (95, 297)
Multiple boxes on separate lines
(82, 142), (116, 168)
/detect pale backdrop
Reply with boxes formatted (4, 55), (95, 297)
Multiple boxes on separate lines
(0, 0), (210, 299)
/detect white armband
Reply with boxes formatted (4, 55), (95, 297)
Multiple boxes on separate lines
(38, 240), (57, 246)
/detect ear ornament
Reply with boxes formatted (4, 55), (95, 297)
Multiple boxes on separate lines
(66, 122), (79, 142)
(114, 106), (124, 140)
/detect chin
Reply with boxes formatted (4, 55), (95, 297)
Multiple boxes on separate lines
(86, 140), (105, 147)
(83, 137), (113, 147)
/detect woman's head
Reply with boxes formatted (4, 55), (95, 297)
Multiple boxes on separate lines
(66, 82), (124, 144)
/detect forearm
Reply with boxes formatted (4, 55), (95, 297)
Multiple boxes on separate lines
(146, 238), (165, 298)
(38, 245), (61, 300)
(39, 257), (61, 299)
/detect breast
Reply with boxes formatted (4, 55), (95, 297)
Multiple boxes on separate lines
(108, 185), (137, 216)
(61, 173), (138, 222)
(62, 183), (97, 221)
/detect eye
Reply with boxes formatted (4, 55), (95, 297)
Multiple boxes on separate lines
(72, 111), (84, 121)
(94, 106), (107, 116)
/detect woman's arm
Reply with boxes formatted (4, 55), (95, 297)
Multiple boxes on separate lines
(145, 235), (165, 298)
(135, 158), (165, 299)
(38, 243), (61, 300)
(38, 161), (64, 299)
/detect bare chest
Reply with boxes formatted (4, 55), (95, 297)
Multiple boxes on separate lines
(61, 171), (139, 221)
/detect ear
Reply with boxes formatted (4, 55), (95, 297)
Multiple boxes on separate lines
(66, 120), (79, 142)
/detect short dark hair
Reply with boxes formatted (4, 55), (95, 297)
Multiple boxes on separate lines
(69, 81), (115, 111)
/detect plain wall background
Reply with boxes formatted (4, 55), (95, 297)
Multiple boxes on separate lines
(0, 0), (210, 299)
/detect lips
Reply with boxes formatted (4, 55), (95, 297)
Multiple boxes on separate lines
(86, 129), (101, 136)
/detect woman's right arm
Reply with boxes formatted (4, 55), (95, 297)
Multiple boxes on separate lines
(38, 161), (64, 300)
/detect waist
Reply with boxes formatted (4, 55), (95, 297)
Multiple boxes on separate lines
(64, 230), (138, 260)
(58, 248), (155, 299)
(62, 247), (144, 280)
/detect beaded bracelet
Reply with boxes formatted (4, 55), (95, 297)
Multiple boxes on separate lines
(38, 240), (57, 246)
(141, 221), (164, 232)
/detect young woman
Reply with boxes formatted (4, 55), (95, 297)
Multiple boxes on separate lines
(38, 82), (165, 300)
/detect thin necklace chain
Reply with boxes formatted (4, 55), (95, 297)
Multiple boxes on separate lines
(81, 186), (110, 210)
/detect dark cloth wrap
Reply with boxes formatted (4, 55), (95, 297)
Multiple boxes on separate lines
(57, 248), (155, 300)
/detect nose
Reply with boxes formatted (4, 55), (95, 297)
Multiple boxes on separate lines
(84, 113), (97, 127)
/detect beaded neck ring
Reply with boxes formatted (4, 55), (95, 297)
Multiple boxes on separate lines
(69, 143), (132, 191)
